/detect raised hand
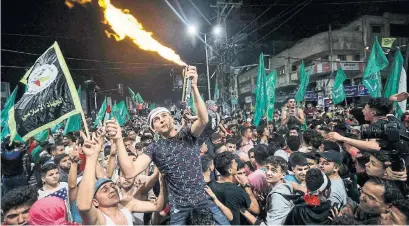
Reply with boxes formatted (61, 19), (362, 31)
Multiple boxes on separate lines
(80, 131), (100, 157)
(105, 119), (122, 140)
(185, 66), (198, 87)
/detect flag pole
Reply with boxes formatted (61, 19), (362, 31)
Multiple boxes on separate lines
(344, 97), (348, 107)
(80, 111), (90, 137)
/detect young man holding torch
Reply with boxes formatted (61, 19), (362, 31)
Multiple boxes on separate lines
(105, 66), (230, 225)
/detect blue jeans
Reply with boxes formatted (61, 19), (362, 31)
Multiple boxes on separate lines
(170, 198), (230, 225)
(2, 174), (27, 195)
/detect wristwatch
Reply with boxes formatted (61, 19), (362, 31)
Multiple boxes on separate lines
(241, 183), (251, 189)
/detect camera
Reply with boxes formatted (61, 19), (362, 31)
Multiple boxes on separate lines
(360, 116), (409, 172)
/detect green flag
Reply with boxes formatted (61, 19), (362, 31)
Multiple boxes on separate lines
(214, 80), (219, 100)
(128, 87), (138, 103)
(33, 129), (49, 143)
(254, 53), (267, 126)
(295, 61), (312, 102)
(136, 93), (145, 103)
(150, 103), (156, 110)
(266, 70), (277, 121)
(111, 101), (130, 126)
(93, 97), (107, 128)
(1, 87), (18, 128)
(363, 37), (389, 97)
(332, 67), (347, 104)
(1, 87), (24, 142)
(64, 86), (82, 135)
(51, 123), (63, 133)
(383, 49), (406, 115)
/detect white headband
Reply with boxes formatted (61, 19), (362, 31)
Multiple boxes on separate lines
(148, 107), (171, 131)
(310, 171), (329, 195)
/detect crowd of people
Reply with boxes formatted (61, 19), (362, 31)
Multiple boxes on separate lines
(2, 67), (409, 225)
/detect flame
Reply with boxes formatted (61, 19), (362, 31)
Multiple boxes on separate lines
(65, 0), (92, 9)
(65, 0), (186, 66)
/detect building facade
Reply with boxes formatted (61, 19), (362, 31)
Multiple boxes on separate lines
(236, 13), (409, 108)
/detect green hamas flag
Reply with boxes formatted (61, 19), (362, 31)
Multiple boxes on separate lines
(1, 87), (24, 142)
(332, 67), (347, 104)
(136, 93), (144, 103)
(150, 103), (156, 110)
(363, 37), (389, 97)
(266, 70), (277, 121)
(295, 61), (312, 102)
(7, 42), (83, 141)
(214, 79), (219, 100)
(254, 53), (267, 126)
(34, 129), (49, 143)
(64, 86), (82, 135)
(93, 97), (107, 128)
(111, 101), (130, 126)
(384, 49), (406, 115)
(128, 87), (138, 103)
(189, 94), (204, 115)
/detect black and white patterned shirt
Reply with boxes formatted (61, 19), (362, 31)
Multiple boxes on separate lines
(145, 126), (207, 207)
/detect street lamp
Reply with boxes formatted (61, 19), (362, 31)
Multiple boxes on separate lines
(187, 24), (221, 100)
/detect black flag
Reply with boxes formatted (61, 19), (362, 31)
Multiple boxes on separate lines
(8, 42), (83, 141)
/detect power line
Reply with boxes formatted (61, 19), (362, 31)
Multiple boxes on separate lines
(1, 48), (196, 66)
(233, 0), (306, 44)
(229, 0), (279, 41)
(1, 33), (96, 40)
(237, 0), (314, 53)
(188, 0), (212, 25)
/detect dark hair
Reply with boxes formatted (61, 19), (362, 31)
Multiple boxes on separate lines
(48, 144), (57, 155)
(253, 145), (270, 165)
(400, 112), (409, 122)
(370, 152), (390, 168)
(186, 207), (214, 225)
(289, 153), (308, 169)
(305, 168), (331, 193)
(41, 163), (58, 177)
(248, 148), (255, 158)
(134, 142), (145, 150)
(235, 157), (246, 170)
(54, 153), (69, 165)
(226, 138), (237, 145)
(367, 97), (393, 116)
(286, 136), (301, 152)
(256, 125), (267, 137)
(366, 177), (404, 204)
(288, 125), (300, 132)
(65, 134), (76, 142)
(392, 199), (409, 224)
(214, 152), (235, 176)
(201, 155), (213, 173)
(302, 152), (319, 163)
(303, 130), (313, 145)
(239, 125), (249, 137)
(1, 185), (38, 215)
(123, 137), (134, 143)
(322, 140), (340, 152)
(310, 133), (323, 150)
(273, 136), (286, 149)
(265, 156), (288, 173)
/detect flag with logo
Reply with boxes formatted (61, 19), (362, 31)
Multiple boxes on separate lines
(295, 61), (312, 102)
(7, 42), (83, 141)
(93, 97), (107, 128)
(363, 37), (389, 97)
(332, 67), (347, 104)
(381, 38), (396, 48)
(214, 79), (219, 100)
(383, 49), (406, 115)
(64, 86), (83, 135)
(266, 70), (277, 121)
(254, 53), (267, 126)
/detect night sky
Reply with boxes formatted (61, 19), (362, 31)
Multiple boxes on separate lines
(2, 0), (409, 103)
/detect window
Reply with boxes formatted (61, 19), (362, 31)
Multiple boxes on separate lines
(338, 55), (346, 61)
(278, 67), (285, 76)
(292, 65), (297, 71)
(321, 56), (329, 61)
(345, 79), (352, 85)
(353, 54), (360, 61)
(371, 25), (381, 34)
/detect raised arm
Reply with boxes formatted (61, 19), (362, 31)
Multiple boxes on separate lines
(187, 66), (209, 136)
(76, 132), (104, 225)
(124, 173), (167, 212)
(68, 148), (80, 202)
(105, 119), (151, 179)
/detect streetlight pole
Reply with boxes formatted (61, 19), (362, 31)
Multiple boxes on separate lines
(204, 33), (211, 100)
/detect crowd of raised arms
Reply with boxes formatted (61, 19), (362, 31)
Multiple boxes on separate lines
(2, 67), (409, 225)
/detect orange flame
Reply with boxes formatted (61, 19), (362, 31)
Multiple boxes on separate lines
(65, 0), (92, 9)
(65, 0), (186, 66)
